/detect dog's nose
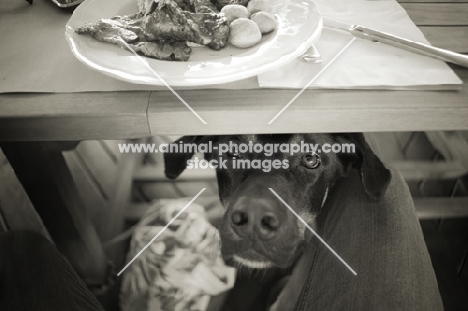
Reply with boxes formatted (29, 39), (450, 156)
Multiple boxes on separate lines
(230, 198), (281, 240)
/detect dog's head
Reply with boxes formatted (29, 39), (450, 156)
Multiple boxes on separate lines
(164, 133), (390, 269)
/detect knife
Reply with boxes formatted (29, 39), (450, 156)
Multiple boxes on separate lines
(323, 16), (468, 68)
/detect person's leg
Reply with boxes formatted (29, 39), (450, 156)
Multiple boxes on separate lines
(289, 167), (443, 310)
(0, 230), (104, 311)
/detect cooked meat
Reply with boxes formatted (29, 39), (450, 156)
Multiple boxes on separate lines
(138, 0), (192, 14)
(75, 19), (140, 45)
(185, 0), (219, 13)
(129, 41), (192, 61)
(76, 0), (230, 61)
(142, 0), (229, 50)
(76, 18), (192, 61)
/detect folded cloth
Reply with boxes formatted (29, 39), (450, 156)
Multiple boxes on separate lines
(120, 200), (236, 311)
(257, 0), (462, 90)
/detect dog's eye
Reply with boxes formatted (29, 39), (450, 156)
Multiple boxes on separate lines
(301, 153), (320, 169)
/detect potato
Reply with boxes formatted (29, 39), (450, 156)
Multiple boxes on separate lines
(221, 4), (250, 24)
(216, 0), (249, 10)
(247, 0), (274, 14)
(229, 18), (262, 48)
(250, 11), (277, 34)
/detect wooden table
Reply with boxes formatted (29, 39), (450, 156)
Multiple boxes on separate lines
(0, 0), (467, 140)
(0, 0), (467, 291)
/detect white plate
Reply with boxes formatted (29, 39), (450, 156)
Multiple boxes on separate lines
(66, 0), (322, 86)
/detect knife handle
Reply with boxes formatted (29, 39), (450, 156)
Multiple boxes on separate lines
(351, 26), (468, 68)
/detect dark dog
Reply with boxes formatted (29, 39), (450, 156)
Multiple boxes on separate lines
(164, 133), (391, 270)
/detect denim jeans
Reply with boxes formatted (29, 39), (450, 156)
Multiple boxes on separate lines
(0, 168), (442, 310)
(0, 230), (105, 311)
(273, 168), (443, 310)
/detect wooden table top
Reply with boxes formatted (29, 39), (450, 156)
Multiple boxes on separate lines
(0, 0), (467, 141)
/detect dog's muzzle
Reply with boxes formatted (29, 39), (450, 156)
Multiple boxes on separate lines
(220, 175), (302, 268)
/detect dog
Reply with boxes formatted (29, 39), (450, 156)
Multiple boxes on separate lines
(164, 133), (391, 270)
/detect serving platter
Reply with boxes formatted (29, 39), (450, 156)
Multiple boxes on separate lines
(66, 0), (322, 86)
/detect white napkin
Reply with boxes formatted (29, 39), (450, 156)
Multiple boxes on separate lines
(257, 0), (462, 90)
(120, 200), (235, 311)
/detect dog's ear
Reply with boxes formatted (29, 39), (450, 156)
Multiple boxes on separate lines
(334, 133), (391, 200)
(164, 136), (201, 180)
(164, 136), (215, 179)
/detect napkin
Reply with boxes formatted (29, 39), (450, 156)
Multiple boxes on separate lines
(120, 199), (236, 311)
(257, 0), (462, 90)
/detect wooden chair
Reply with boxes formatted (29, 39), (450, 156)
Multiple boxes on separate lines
(365, 131), (468, 219)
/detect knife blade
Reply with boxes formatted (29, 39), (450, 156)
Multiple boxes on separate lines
(323, 16), (468, 68)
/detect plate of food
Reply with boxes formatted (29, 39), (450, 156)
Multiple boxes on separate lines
(66, 0), (322, 86)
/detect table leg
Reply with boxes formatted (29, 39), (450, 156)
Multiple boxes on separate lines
(0, 142), (108, 285)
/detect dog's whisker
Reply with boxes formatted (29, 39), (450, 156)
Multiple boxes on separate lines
(258, 268), (266, 280)
(253, 268), (259, 278)
(236, 261), (247, 276)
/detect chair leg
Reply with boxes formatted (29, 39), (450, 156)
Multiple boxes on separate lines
(0, 148), (50, 237)
(100, 141), (145, 267)
(0, 142), (108, 285)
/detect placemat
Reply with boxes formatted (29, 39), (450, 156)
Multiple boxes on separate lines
(257, 0), (462, 90)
